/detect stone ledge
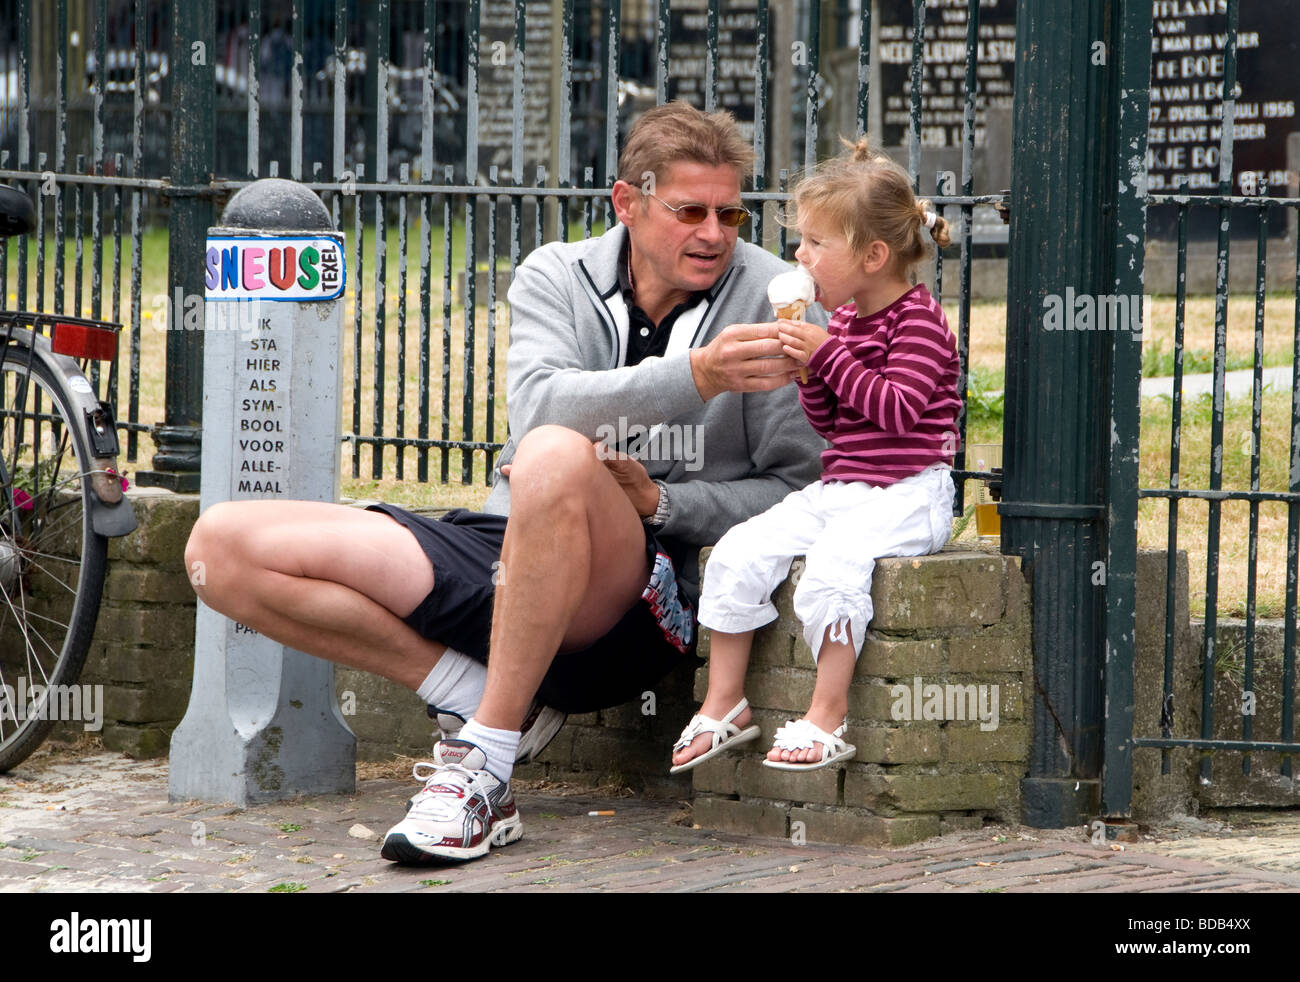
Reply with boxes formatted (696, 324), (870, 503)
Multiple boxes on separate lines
(73, 491), (1041, 834)
(790, 804), (942, 847)
(76, 489), (1279, 839)
(690, 548), (1032, 847)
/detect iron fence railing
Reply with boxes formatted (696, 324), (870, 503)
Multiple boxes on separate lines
(1128, 187), (1300, 779)
(0, 0), (1004, 500)
(1105, 0), (1299, 811)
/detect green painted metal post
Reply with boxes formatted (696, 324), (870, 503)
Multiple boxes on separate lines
(137, 0), (215, 491)
(1002, 0), (1150, 827)
(1101, 0), (1155, 818)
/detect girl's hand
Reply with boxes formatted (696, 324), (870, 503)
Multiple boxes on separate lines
(777, 318), (829, 369)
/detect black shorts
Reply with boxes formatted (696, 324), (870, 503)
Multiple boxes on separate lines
(366, 505), (697, 714)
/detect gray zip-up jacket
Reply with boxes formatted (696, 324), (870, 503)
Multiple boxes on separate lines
(483, 222), (826, 608)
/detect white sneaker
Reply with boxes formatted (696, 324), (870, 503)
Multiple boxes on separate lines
(516, 699), (567, 764)
(381, 739), (524, 864)
(426, 698), (566, 764)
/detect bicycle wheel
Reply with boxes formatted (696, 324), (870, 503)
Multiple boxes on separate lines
(0, 348), (108, 770)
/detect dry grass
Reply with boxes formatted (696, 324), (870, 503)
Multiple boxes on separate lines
(355, 755), (425, 782)
(938, 291), (1296, 391)
(1143, 294), (1296, 375)
(4, 233), (1297, 615)
(1138, 388), (1296, 618)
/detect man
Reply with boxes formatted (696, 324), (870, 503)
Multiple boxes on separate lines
(185, 101), (824, 864)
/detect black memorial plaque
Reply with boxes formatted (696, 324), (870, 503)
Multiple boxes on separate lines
(478, 0), (554, 177)
(1146, 0), (1299, 196)
(879, 0), (1017, 152)
(667, 1), (760, 142)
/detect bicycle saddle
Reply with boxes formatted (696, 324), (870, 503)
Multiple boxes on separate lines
(0, 184), (35, 238)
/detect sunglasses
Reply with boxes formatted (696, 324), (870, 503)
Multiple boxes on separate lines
(645, 192), (750, 227)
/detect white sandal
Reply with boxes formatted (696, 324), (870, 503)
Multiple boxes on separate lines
(762, 718), (856, 771)
(668, 698), (761, 774)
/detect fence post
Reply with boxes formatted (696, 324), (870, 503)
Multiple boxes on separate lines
(1100, 0), (1155, 821)
(136, 0), (214, 492)
(1001, 0), (1150, 827)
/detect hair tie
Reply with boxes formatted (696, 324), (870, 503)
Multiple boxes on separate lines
(923, 210), (937, 229)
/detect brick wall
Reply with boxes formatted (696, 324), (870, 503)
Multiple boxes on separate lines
(688, 547), (1032, 847)
(1181, 616), (1298, 810)
(62, 490), (1290, 836)
(55, 488), (200, 756)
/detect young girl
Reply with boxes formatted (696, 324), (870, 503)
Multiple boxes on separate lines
(670, 138), (961, 772)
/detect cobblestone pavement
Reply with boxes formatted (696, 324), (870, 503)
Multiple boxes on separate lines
(1, 747), (1298, 893)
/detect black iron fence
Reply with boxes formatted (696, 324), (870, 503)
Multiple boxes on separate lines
(0, 0), (1003, 493)
(1100, 1), (1299, 812)
(2, 0), (1296, 818)
(1118, 183), (1299, 791)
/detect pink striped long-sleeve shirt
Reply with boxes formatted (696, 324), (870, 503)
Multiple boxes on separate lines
(797, 283), (962, 486)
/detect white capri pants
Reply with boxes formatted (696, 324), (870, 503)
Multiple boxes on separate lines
(698, 464), (955, 661)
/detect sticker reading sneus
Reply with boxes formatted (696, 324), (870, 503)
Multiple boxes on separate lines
(204, 235), (346, 302)
(68, 374), (93, 394)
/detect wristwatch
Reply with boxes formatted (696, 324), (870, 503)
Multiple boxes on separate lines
(643, 480), (670, 530)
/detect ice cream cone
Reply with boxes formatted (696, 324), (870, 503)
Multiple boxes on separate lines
(774, 301), (809, 382)
(769, 265), (816, 384)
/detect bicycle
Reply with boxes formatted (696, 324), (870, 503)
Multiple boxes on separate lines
(0, 183), (137, 771)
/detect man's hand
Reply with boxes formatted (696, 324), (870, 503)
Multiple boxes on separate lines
(777, 318), (830, 370)
(592, 440), (660, 517)
(690, 322), (803, 401)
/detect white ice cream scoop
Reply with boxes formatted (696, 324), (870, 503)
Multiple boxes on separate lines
(767, 264), (816, 310)
(769, 265), (816, 382)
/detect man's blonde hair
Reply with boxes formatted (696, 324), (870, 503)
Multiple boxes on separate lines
(617, 101), (755, 189)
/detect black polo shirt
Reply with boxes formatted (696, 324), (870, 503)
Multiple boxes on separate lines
(618, 239), (715, 366)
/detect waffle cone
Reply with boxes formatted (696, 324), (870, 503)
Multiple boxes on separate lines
(773, 301), (810, 382)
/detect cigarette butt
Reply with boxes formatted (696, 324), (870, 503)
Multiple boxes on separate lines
(588, 810), (615, 817)
(798, 367), (808, 384)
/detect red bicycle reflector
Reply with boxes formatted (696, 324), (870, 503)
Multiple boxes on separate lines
(51, 321), (118, 361)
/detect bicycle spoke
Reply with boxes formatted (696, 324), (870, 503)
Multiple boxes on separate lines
(10, 553), (80, 596)
(12, 545), (86, 575)
(0, 578), (60, 687)
(16, 498), (91, 543)
(4, 606), (74, 632)
(0, 576), (44, 681)
(22, 501), (91, 546)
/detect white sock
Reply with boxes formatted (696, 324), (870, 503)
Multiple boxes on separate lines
(415, 648), (487, 720)
(458, 718), (520, 783)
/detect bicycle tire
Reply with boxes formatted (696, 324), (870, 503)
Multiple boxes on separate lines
(0, 347), (109, 771)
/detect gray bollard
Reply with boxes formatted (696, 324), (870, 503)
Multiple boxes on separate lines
(170, 178), (355, 805)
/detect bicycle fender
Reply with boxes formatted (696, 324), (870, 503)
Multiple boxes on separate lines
(3, 329), (139, 538)
(89, 491), (139, 537)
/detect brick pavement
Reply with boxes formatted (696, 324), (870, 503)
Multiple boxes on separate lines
(0, 748), (1298, 893)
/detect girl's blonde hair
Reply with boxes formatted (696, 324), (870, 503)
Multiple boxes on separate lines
(784, 136), (951, 277)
